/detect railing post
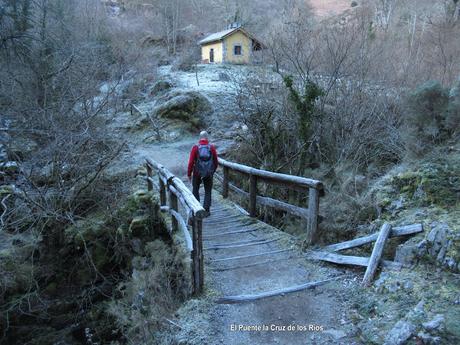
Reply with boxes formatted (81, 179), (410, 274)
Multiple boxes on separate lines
(249, 174), (257, 217)
(159, 176), (166, 206)
(306, 187), (320, 245)
(169, 190), (178, 232)
(222, 166), (229, 198)
(146, 163), (153, 191)
(191, 216), (203, 295)
(196, 218), (204, 291)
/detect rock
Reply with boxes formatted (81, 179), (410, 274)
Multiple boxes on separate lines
(374, 272), (390, 291)
(31, 163), (53, 185)
(0, 146), (7, 162)
(443, 257), (457, 270)
(150, 80), (172, 95)
(133, 115), (151, 129)
(154, 90), (212, 128)
(436, 239), (449, 262)
(384, 320), (416, 345)
(416, 239), (428, 256)
(129, 215), (151, 237)
(422, 314), (445, 333)
(390, 197), (405, 211)
(423, 222), (459, 272)
(395, 242), (418, 265)
(0, 184), (15, 196)
(324, 328), (347, 340)
(130, 238), (143, 255)
(8, 137), (38, 159)
(132, 189), (155, 204)
(417, 331), (441, 345)
(413, 300), (426, 315)
(218, 72), (230, 81)
(427, 223), (449, 257)
(403, 281), (414, 290)
(413, 184), (427, 200)
(0, 161), (19, 174)
(404, 300), (427, 325)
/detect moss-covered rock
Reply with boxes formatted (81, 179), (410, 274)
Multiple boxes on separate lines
(367, 151), (460, 275)
(129, 214), (151, 237)
(150, 80), (172, 95)
(154, 89), (212, 128)
(373, 153), (460, 217)
(387, 161), (459, 208)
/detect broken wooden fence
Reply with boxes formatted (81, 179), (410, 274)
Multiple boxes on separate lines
(307, 223), (423, 285)
(215, 158), (324, 245)
(145, 158), (206, 295)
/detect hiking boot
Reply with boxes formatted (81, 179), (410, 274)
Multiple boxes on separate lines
(204, 209), (211, 218)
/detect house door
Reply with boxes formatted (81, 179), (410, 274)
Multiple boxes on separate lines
(209, 48), (214, 63)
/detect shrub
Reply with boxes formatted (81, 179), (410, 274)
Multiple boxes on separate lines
(446, 77), (460, 135)
(404, 81), (450, 155)
(107, 240), (189, 343)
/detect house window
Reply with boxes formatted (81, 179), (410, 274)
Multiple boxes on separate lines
(234, 45), (242, 55)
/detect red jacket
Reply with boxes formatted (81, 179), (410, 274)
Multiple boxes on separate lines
(187, 139), (218, 177)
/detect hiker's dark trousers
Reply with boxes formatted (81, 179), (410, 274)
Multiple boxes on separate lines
(192, 174), (213, 211)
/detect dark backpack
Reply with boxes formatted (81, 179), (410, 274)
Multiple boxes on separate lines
(195, 144), (214, 178)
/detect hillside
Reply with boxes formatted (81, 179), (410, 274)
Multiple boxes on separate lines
(309, 0), (353, 17)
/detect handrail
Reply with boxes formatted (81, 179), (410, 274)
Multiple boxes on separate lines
(217, 157), (324, 245)
(218, 158), (324, 190)
(145, 157), (204, 295)
(146, 158), (206, 218)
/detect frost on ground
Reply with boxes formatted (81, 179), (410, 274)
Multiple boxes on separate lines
(158, 64), (282, 134)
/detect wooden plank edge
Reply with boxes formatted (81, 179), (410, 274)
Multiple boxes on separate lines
(362, 223), (392, 286)
(306, 251), (403, 270)
(205, 238), (280, 250)
(210, 249), (292, 262)
(324, 223), (423, 252)
(216, 276), (344, 304)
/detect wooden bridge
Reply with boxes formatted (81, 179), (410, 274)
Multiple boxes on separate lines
(143, 156), (424, 344)
(145, 157), (423, 300)
(145, 157), (326, 296)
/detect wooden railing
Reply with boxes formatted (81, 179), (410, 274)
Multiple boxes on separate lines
(145, 158), (205, 295)
(215, 158), (325, 244)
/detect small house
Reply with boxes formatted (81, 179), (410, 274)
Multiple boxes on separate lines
(198, 23), (264, 64)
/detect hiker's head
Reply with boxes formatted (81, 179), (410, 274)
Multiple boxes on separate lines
(200, 131), (208, 140)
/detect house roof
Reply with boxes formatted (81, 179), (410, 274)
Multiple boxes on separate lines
(198, 27), (264, 47)
(198, 28), (238, 45)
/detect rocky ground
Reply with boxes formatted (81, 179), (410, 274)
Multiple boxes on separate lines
(1, 63), (459, 344)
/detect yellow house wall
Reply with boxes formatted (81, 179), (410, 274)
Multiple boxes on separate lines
(223, 31), (252, 64)
(201, 41), (223, 63)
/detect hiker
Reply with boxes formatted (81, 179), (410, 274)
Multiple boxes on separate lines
(187, 131), (218, 217)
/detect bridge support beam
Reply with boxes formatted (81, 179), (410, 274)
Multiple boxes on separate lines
(222, 166), (229, 198)
(159, 176), (166, 206)
(146, 164), (153, 191)
(306, 188), (320, 245)
(191, 217), (204, 295)
(249, 174), (257, 217)
(169, 190), (178, 232)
